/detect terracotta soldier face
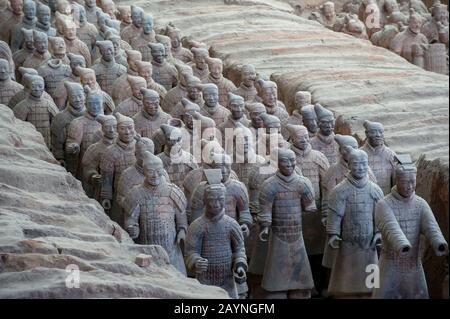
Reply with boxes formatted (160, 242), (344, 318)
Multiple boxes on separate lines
(63, 23), (78, 41)
(165, 132), (182, 151)
(78, 6), (87, 23)
(23, 0), (36, 20)
(143, 93), (159, 116)
(203, 87), (219, 107)
(86, 94), (103, 117)
(57, 0), (72, 15)
(102, 1), (115, 18)
(145, 165), (163, 186)
(0, 59), (10, 81)
(323, 3), (335, 19)
(37, 4), (51, 25)
(278, 151), (296, 176)
(10, 0), (23, 15)
(183, 112), (194, 130)
(250, 112), (264, 128)
(261, 87), (277, 107)
(193, 51), (207, 68)
(187, 84), (201, 100)
(34, 35), (48, 53)
(409, 15), (423, 34)
(205, 188), (226, 215)
(30, 77), (45, 98)
(292, 130), (309, 150)
(23, 30), (34, 50)
(131, 8), (143, 28)
(303, 117), (318, 134)
(118, 122), (135, 143)
(137, 63), (152, 82)
(131, 81), (145, 100)
(99, 42), (114, 62)
(349, 151), (369, 180)
(365, 122), (384, 147)
(108, 37), (120, 55)
(384, 0), (398, 13)
(241, 65), (256, 87)
(318, 116), (334, 136)
(68, 86), (85, 110)
(212, 161), (232, 183)
(102, 121), (117, 139)
(230, 100), (245, 120)
(51, 37), (66, 55)
(151, 47), (164, 64)
(265, 120), (281, 135)
(396, 171), (416, 198)
(209, 62), (222, 79)
(142, 15), (153, 35)
(81, 73), (96, 89)
(119, 6), (132, 24)
(85, 0), (96, 8)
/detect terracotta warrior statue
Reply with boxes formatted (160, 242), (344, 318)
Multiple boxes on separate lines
(75, 5), (99, 55)
(0, 58), (23, 106)
(65, 86), (102, 178)
(84, 0), (101, 26)
(310, 103), (339, 165)
(0, 0), (23, 44)
(309, 1), (337, 29)
(360, 120), (396, 195)
(100, 112), (136, 222)
(166, 25), (193, 63)
(199, 83), (231, 127)
(10, 0), (37, 53)
(117, 5), (132, 31)
(171, 75), (203, 119)
(218, 92), (250, 145)
(120, 5), (143, 44)
(23, 30), (51, 69)
(233, 64), (258, 103)
(155, 33), (180, 66)
(370, 11), (408, 49)
(300, 104), (318, 138)
(35, 3), (56, 37)
(190, 47), (209, 82)
(111, 49), (142, 105)
(8, 67), (52, 109)
(176, 98), (201, 153)
(124, 150), (188, 275)
(161, 63), (193, 114)
(148, 42), (177, 91)
(132, 88), (171, 139)
(77, 66), (115, 114)
(258, 147), (316, 299)
(246, 102), (266, 145)
(100, 0), (116, 19)
(135, 60), (167, 100)
(53, 53), (85, 109)
(81, 114), (117, 201)
(326, 147), (383, 298)
(373, 155), (448, 299)
(157, 124), (198, 192)
(422, 1), (449, 44)
(186, 169), (248, 298)
(257, 79), (289, 138)
(130, 13), (156, 62)
(37, 58), (71, 106)
(48, 36), (70, 65)
(13, 74), (59, 149)
(287, 91), (312, 126)
(51, 81), (86, 167)
(258, 113), (289, 157)
(61, 17), (92, 67)
(205, 57), (236, 106)
(115, 75), (146, 118)
(12, 29), (34, 78)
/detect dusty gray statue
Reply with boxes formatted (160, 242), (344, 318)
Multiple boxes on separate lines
(0, 58), (23, 106)
(310, 103), (339, 165)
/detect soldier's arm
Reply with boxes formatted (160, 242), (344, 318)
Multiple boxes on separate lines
(170, 185), (188, 233)
(12, 102), (29, 121)
(247, 169), (260, 218)
(300, 176), (317, 213)
(258, 180), (275, 228)
(102, 92), (116, 115)
(65, 120), (83, 150)
(50, 116), (65, 161)
(229, 220), (248, 271)
(326, 185), (345, 237)
(81, 145), (101, 186)
(185, 222), (204, 272)
(235, 182), (253, 227)
(123, 197), (141, 240)
(99, 150), (115, 201)
(188, 183), (206, 224)
(419, 199), (448, 256)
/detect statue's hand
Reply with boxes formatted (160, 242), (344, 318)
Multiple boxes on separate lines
(91, 174), (102, 185)
(435, 242), (449, 257)
(176, 229), (186, 245)
(195, 258), (208, 274)
(240, 224), (250, 238)
(127, 225), (139, 239)
(321, 216), (327, 227)
(328, 234), (342, 249)
(67, 143), (80, 154)
(259, 227), (269, 242)
(370, 232), (382, 249)
(233, 265), (247, 284)
(102, 199), (111, 210)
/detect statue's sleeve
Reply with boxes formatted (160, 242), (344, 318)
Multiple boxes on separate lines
(317, 153), (330, 213)
(100, 149), (115, 200)
(247, 168), (260, 217)
(326, 183), (346, 236)
(170, 184), (188, 232)
(300, 176), (317, 213)
(258, 178), (276, 228)
(81, 144), (100, 186)
(321, 170), (334, 220)
(389, 33), (403, 55)
(50, 115), (65, 161)
(235, 182), (253, 226)
(188, 183), (206, 223)
(375, 199), (411, 253)
(419, 199), (448, 254)
(185, 220), (204, 271)
(65, 119), (83, 148)
(229, 219), (248, 271)
(102, 92), (115, 115)
(368, 166), (378, 184)
(123, 192), (141, 238)
(12, 101), (29, 121)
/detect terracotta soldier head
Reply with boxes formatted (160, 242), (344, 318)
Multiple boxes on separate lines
(202, 83), (219, 108)
(127, 75), (147, 100)
(203, 169), (227, 217)
(125, 49), (142, 73)
(100, 0), (116, 19)
(142, 14), (154, 35)
(227, 92), (245, 120)
(36, 2), (51, 26)
(84, 86), (103, 117)
(166, 25), (182, 50)
(322, 1), (336, 20)
(191, 47), (209, 69)
(84, 0), (96, 9)
(49, 36), (66, 59)
(64, 81), (85, 110)
(105, 17), (121, 33)
(117, 5), (132, 25)
(155, 34), (172, 59)
(19, 67), (38, 85)
(148, 42), (165, 64)
(96, 40), (115, 62)
(0, 58), (11, 82)
(186, 75), (202, 101)
(209, 152), (232, 182)
(56, 0), (71, 16)
(106, 32), (122, 56)
(383, 0), (399, 15)
(161, 123), (183, 154)
(23, 0), (36, 21)
(394, 156), (417, 198)
(175, 63), (193, 87)
(206, 57), (223, 80)
(301, 105), (318, 135)
(61, 18), (78, 41)
(77, 66), (97, 89)
(135, 60), (153, 83)
(130, 5), (144, 29)
(193, 111), (217, 141)
(141, 88), (160, 116)
(21, 28), (35, 51)
(246, 102), (266, 129)
(96, 113), (117, 140)
(277, 148), (297, 176)
(363, 120), (385, 148)
(257, 79), (278, 108)
(115, 112), (135, 143)
(9, 0), (23, 16)
(431, 2), (449, 25)
(261, 113), (281, 135)
(142, 151), (165, 186)
(134, 135), (155, 166)
(294, 91), (312, 111)
(314, 103), (335, 136)
(408, 9), (424, 35)
(286, 124), (310, 150)
(346, 147), (369, 180)
(231, 123), (254, 158)
(29, 74), (45, 98)
(33, 30), (49, 54)
(335, 134), (359, 163)
(240, 64), (256, 88)
(181, 98), (200, 130)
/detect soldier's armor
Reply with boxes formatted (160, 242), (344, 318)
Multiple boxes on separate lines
(12, 48), (34, 76)
(371, 25), (401, 49)
(120, 24), (141, 45)
(111, 70), (138, 105)
(85, 6), (101, 26)
(206, 74), (237, 106)
(233, 83), (259, 103)
(35, 22), (56, 37)
(50, 106), (85, 162)
(192, 65), (209, 82)
(147, 79), (167, 100)
(265, 102), (289, 138)
(13, 95), (59, 148)
(8, 87), (53, 109)
(77, 22), (99, 53)
(130, 32), (156, 62)
(37, 60), (71, 102)
(161, 83), (188, 114)
(171, 95), (204, 119)
(199, 104), (231, 127)
(0, 11), (22, 44)
(65, 38), (92, 67)
(0, 78), (23, 105)
(92, 59), (127, 97)
(133, 109), (172, 139)
(116, 96), (143, 118)
(360, 142), (396, 195)
(218, 116), (250, 134)
(53, 74), (80, 110)
(10, 18), (36, 53)
(390, 28), (429, 63)
(65, 114), (102, 178)
(158, 150), (198, 192)
(422, 20), (440, 44)
(186, 213), (247, 299)
(286, 110), (303, 126)
(23, 51), (52, 70)
(172, 46), (193, 63)
(151, 60), (177, 91)
(310, 132), (340, 165)
(231, 154), (265, 188)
